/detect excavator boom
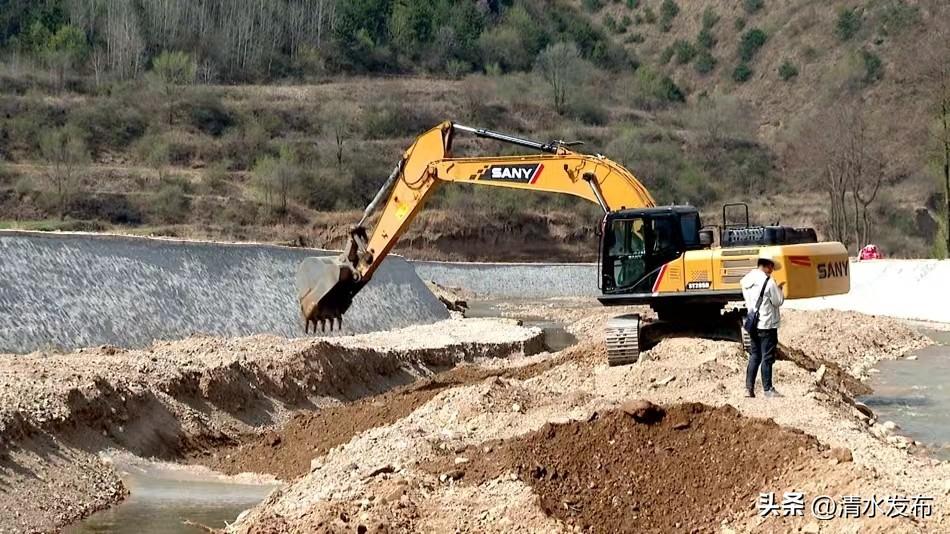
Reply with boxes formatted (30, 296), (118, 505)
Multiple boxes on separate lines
(296, 121), (656, 331)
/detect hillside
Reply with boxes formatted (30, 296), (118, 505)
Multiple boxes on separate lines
(0, 0), (948, 259)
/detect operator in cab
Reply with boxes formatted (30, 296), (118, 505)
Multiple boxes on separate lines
(741, 251), (786, 399)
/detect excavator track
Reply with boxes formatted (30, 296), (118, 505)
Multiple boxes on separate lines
(606, 314), (641, 366)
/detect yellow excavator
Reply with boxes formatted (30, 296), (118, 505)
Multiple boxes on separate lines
(297, 122), (850, 365)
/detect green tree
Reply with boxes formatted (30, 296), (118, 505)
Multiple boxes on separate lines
(733, 62), (753, 83)
(39, 126), (90, 220)
(738, 29), (767, 61)
(635, 66), (685, 104)
(698, 27), (716, 50)
(334, 0), (393, 70)
(149, 51), (196, 125)
(672, 39), (697, 64)
(478, 5), (546, 72)
(582, 0), (604, 13)
(778, 60), (799, 81)
(835, 8), (862, 41)
(743, 0), (765, 14)
(659, 0), (679, 32)
(390, 0), (434, 57)
(701, 8), (719, 30)
(695, 50), (716, 74)
(861, 50), (883, 85)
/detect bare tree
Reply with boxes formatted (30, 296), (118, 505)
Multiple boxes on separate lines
(253, 146), (301, 216)
(534, 42), (586, 115)
(40, 126), (90, 220)
(901, 22), (950, 255)
(939, 74), (950, 255)
(104, 0), (145, 80)
(793, 105), (887, 250)
(793, 108), (851, 248)
(925, 29), (950, 255)
(322, 104), (356, 167)
(844, 114), (885, 247)
(689, 93), (757, 145)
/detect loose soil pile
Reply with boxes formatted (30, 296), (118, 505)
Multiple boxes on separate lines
(431, 403), (820, 533)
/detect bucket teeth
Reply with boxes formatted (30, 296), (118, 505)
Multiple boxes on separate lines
(303, 315), (344, 336)
(296, 255), (360, 335)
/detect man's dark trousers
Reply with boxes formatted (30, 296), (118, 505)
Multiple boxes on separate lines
(746, 328), (778, 391)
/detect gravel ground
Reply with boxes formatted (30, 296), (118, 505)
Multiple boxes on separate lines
(0, 318), (542, 532)
(229, 305), (948, 533)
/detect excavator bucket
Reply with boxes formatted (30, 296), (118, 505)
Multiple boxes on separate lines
(295, 255), (363, 334)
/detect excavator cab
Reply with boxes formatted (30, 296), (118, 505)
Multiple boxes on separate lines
(600, 206), (707, 295)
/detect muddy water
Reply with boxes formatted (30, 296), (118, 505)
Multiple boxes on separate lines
(466, 299), (578, 352)
(861, 327), (950, 459)
(69, 457), (280, 533)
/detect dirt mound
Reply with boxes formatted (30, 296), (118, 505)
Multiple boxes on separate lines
(198, 351), (578, 481)
(434, 403), (820, 533)
(780, 310), (930, 378)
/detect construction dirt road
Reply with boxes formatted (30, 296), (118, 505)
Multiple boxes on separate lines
(1, 286), (948, 532)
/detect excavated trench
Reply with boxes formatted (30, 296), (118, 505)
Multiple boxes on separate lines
(1, 320), (545, 532)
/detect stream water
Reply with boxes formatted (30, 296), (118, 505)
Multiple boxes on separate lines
(860, 327), (950, 459)
(69, 456), (280, 534)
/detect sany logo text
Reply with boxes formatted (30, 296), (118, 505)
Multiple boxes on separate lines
(480, 164), (544, 184)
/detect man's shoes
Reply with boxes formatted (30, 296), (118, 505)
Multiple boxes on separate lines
(764, 388), (783, 398)
(744, 389), (755, 398)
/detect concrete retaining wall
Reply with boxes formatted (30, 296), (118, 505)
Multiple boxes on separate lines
(413, 261), (598, 298)
(0, 232), (448, 353)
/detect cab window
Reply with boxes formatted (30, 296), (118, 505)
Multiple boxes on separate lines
(650, 216), (679, 255)
(607, 218), (646, 289)
(679, 212), (701, 248)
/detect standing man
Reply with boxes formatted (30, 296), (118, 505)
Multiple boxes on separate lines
(741, 251), (786, 398)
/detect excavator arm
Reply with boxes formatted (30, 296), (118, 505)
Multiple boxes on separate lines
(296, 121), (655, 332)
